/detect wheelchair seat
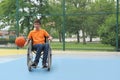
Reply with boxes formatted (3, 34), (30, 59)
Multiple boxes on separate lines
(30, 37), (48, 53)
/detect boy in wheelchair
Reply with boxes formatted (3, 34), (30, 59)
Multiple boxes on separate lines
(24, 19), (52, 68)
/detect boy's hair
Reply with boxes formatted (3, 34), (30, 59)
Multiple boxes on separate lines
(34, 19), (41, 24)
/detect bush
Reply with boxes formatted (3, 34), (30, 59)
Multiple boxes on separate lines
(0, 38), (9, 44)
(98, 15), (120, 47)
(9, 36), (16, 43)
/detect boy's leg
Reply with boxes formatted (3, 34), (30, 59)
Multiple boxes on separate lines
(42, 43), (49, 67)
(32, 44), (43, 66)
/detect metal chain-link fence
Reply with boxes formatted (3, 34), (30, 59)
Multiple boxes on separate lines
(0, 0), (119, 51)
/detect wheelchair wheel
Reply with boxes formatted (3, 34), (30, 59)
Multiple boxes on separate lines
(28, 64), (32, 71)
(47, 47), (52, 71)
(27, 53), (33, 72)
(27, 40), (33, 72)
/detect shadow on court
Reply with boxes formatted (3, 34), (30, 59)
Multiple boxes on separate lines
(0, 55), (120, 80)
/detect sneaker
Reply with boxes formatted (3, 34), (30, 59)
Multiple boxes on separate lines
(31, 62), (38, 68)
(42, 64), (47, 68)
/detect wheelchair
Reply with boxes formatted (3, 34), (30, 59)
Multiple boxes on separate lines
(27, 39), (52, 72)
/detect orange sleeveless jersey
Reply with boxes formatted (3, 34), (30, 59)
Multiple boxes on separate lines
(28, 29), (49, 45)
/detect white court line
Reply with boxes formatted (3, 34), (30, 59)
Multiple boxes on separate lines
(0, 55), (25, 63)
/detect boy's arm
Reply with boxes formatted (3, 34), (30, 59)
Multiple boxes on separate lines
(24, 31), (32, 47)
(24, 39), (30, 47)
(44, 30), (52, 40)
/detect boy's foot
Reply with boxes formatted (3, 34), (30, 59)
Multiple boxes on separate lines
(42, 64), (47, 68)
(31, 62), (38, 68)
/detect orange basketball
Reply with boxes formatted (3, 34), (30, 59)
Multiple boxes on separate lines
(15, 36), (26, 47)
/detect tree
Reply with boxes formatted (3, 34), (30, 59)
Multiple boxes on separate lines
(0, 0), (16, 30)
(85, 0), (116, 42)
(0, 0), (50, 35)
(66, 0), (90, 44)
(47, 0), (63, 42)
(98, 15), (120, 47)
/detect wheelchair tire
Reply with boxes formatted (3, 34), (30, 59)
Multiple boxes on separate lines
(27, 53), (29, 66)
(47, 47), (52, 71)
(27, 53), (32, 72)
(27, 40), (33, 72)
(28, 66), (32, 72)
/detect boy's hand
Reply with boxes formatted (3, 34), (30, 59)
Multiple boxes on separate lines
(23, 43), (27, 47)
(48, 36), (52, 40)
(23, 39), (29, 47)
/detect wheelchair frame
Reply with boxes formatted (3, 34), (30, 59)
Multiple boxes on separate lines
(27, 39), (52, 71)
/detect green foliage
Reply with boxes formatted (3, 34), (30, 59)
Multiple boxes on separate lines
(0, 0), (119, 47)
(9, 35), (16, 43)
(0, 0), (16, 16)
(0, 0), (16, 29)
(98, 15), (120, 47)
(0, 0), (50, 34)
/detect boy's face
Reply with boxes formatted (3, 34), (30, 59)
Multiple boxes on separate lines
(34, 23), (41, 30)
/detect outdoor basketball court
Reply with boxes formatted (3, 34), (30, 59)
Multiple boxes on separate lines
(0, 51), (120, 80)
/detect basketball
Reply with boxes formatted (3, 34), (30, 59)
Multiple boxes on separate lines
(15, 36), (26, 47)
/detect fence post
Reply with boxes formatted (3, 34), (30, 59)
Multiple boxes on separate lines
(62, 0), (66, 51)
(116, 0), (119, 51)
(16, 0), (19, 37)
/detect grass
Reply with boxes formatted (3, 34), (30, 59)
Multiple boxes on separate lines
(0, 42), (116, 51)
(51, 42), (115, 51)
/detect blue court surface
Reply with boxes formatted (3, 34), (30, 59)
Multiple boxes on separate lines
(0, 55), (120, 80)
